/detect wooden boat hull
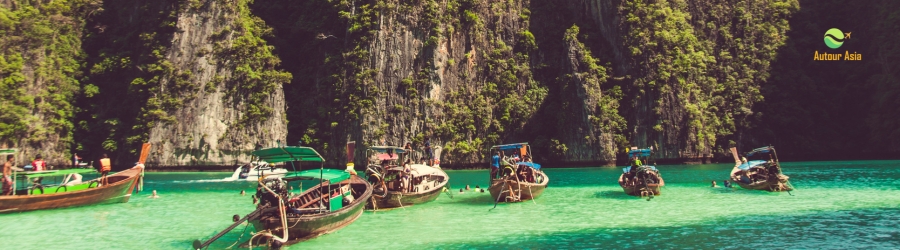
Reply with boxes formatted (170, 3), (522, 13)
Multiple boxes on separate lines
(730, 167), (793, 192)
(366, 166), (449, 209)
(488, 171), (548, 202)
(618, 174), (664, 196)
(0, 167), (142, 213)
(367, 184), (445, 209)
(250, 174), (372, 244)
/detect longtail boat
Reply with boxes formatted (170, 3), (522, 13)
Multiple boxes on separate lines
(0, 144), (150, 213)
(363, 145), (450, 209)
(729, 146), (794, 192)
(618, 147), (665, 197)
(487, 143), (548, 203)
(194, 145), (372, 249)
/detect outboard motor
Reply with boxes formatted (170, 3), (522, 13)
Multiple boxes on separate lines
(256, 178), (289, 208)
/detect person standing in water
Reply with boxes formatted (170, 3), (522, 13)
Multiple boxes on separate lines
(99, 154), (112, 186)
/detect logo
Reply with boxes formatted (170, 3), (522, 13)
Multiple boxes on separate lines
(814, 28), (859, 61)
(823, 28), (845, 49)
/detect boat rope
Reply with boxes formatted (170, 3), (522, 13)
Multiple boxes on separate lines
(443, 183), (453, 199)
(224, 221), (251, 249)
(138, 170), (144, 193)
(370, 195), (379, 212)
(514, 174), (523, 202)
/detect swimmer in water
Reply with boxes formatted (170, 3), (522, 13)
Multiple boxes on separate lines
(150, 190), (160, 198)
(465, 185), (471, 190)
(711, 181), (718, 188)
(459, 188), (464, 193)
(240, 190), (246, 196)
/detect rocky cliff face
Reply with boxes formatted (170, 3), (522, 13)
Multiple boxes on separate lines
(0, 0), (93, 165)
(145, 1), (288, 166)
(1, 0), (801, 168)
(77, 0), (288, 166)
(572, 0), (797, 161)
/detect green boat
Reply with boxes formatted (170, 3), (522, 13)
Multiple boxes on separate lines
(194, 146), (372, 249)
(0, 147), (146, 213)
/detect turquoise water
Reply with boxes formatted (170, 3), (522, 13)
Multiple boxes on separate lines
(1, 161), (898, 249)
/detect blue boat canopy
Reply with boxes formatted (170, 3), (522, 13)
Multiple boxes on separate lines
(628, 148), (652, 158)
(746, 146), (773, 157)
(737, 160), (767, 170)
(281, 169), (350, 183)
(368, 146), (407, 154)
(623, 165), (658, 173)
(253, 146), (324, 163)
(516, 162), (541, 169)
(492, 143), (528, 150)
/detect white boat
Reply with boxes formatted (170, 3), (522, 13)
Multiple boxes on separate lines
(223, 161), (287, 181)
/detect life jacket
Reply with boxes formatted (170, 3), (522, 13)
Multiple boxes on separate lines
(100, 158), (111, 172)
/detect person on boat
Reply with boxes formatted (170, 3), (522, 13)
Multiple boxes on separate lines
(711, 180), (718, 187)
(424, 137), (433, 166)
(31, 154), (46, 172)
(2, 155), (13, 195)
(403, 142), (413, 162)
(491, 151), (500, 179)
(99, 154), (112, 186)
(72, 153), (82, 168)
(628, 155), (642, 175)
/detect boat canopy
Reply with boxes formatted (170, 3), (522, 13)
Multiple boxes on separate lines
(18, 168), (96, 178)
(408, 164), (445, 176)
(737, 160), (767, 170)
(375, 153), (399, 161)
(252, 146), (324, 163)
(628, 148), (652, 158)
(368, 146), (407, 154)
(622, 165), (658, 173)
(516, 162), (541, 169)
(746, 146), (773, 157)
(491, 143), (528, 150)
(281, 169), (350, 183)
(0, 148), (16, 154)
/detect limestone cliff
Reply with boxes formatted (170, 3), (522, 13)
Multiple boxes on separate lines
(145, 1), (288, 166)
(0, 0), (95, 165)
(77, 0), (289, 167)
(569, 0), (798, 162)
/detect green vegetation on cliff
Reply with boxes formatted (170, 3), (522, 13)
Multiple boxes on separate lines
(618, 0), (798, 158)
(0, 0), (98, 162)
(77, 0), (290, 162)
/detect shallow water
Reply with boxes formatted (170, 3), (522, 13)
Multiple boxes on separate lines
(1, 161), (898, 249)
